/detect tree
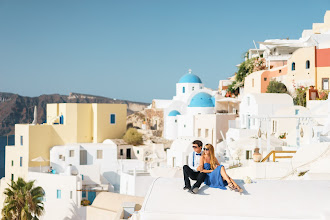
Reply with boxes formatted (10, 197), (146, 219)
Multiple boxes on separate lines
(266, 81), (288, 93)
(123, 128), (143, 146)
(2, 177), (44, 220)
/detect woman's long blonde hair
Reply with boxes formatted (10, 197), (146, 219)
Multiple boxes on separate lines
(204, 144), (217, 170)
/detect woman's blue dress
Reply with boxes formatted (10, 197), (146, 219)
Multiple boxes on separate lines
(204, 163), (228, 190)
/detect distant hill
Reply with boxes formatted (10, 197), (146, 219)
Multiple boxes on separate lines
(0, 92), (149, 136)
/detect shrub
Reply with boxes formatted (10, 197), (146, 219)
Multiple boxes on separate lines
(266, 81), (287, 93)
(123, 128), (143, 146)
(81, 199), (91, 206)
(317, 90), (329, 100)
(293, 86), (308, 107)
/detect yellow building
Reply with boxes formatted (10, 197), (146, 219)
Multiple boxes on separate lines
(284, 46), (316, 94)
(5, 103), (127, 182)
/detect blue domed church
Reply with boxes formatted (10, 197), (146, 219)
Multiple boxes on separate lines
(158, 70), (216, 140)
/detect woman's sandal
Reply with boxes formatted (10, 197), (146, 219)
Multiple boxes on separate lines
(227, 181), (236, 191)
(234, 185), (243, 194)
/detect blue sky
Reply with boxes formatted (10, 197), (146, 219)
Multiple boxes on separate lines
(0, 0), (329, 103)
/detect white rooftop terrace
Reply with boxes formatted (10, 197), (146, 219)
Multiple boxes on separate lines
(139, 177), (330, 220)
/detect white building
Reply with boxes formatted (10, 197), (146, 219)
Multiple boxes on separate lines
(27, 171), (83, 220)
(240, 93), (294, 130)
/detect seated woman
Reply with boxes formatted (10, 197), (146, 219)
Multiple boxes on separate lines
(197, 144), (243, 193)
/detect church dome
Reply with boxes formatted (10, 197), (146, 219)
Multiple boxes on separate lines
(188, 92), (215, 107)
(178, 72), (202, 84)
(168, 110), (181, 116)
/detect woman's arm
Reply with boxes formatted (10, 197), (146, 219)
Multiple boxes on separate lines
(197, 156), (204, 171)
(200, 169), (213, 173)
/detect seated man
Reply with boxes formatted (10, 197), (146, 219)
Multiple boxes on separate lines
(183, 140), (206, 194)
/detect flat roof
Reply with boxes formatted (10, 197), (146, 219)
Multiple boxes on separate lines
(140, 178), (330, 220)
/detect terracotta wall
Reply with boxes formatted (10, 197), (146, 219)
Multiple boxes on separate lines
(316, 48), (330, 67)
(260, 66), (288, 93)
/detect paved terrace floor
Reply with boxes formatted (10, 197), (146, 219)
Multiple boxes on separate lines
(139, 178), (330, 220)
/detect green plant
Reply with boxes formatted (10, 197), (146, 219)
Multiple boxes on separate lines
(2, 177), (44, 220)
(235, 58), (256, 83)
(266, 81), (287, 93)
(317, 90), (329, 100)
(278, 133), (287, 139)
(298, 170), (309, 177)
(123, 128), (143, 146)
(293, 86), (308, 107)
(81, 199), (91, 206)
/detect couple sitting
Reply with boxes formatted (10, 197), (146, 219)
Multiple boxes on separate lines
(183, 140), (242, 194)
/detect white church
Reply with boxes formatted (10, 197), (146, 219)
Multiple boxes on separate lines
(159, 70), (217, 140)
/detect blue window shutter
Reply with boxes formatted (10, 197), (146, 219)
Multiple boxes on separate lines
(183, 87), (185, 93)
(110, 114), (116, 124)
(20, 157), (22, 167)
(57, 190), (61, 199)
(20, 136), (23, 146)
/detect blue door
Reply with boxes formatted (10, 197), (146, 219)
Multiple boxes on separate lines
(88, 191), (96, 204)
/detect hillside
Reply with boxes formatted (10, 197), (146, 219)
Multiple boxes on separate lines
(0, 92), (149, 136)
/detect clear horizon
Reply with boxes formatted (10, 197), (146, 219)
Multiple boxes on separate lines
(0, 0), (329, 103)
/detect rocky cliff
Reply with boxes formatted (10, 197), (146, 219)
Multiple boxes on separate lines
(0, 92), (149, 136)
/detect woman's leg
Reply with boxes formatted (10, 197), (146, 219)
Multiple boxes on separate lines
(220, 167), (242, 191)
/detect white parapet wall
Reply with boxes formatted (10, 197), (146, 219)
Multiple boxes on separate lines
(28, 171), (83, 220)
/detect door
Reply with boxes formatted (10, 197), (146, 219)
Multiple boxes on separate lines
(126, 148), (131, 159)
(322, 78), (329, 90)
(80, 150), (87, 165)
(88, 191), (96, 204)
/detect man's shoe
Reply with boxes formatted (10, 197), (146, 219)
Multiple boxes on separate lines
(183, 186), (190, 191)
(192, 187), (199, 194)
(188, 189), (195, 194)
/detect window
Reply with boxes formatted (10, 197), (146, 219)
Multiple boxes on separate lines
(11, 174), (14, 181)
(272, 120), (277, 133)
(20, 136), (23, 146)
(198, 129), (201, 137)
(246, 150), (252, 160)
(295, 109), (300, 115)
(292, 62), (295, 71)
(69, 150), (74, 157)
(82, 191), (86, 198)
(80, 150), (87, 165)
(20, 157), (22, 167)
(279, 69), (282, 73)
(184, 124), (186, 128)
(110, 114), (116, 124)
(306, 60), (310, 69)
(264, 77), (267, 81)
(175, 119), (177, 123)
(81, 175), (84, 180)
(59, 155), (63, 160)
(59, 115), (64, 124)
(70, 191), (73, 199)
(252, 79), (254, 87)
(137, 150), (139, 154)
(120, 149), (123, 156)
(322, 78), (329, 90)
(11, 160), (13, 166)
(97, 150), (103, 159)
(182, 87), (185, 93)
(57, 190), (61, 199)
(205, 129), (209, 138)
(192, 87), (194, 91)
